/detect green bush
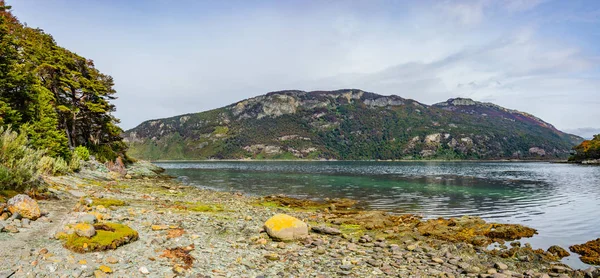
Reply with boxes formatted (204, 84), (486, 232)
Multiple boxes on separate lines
(0, 127), (71, 191)
(74, 146), (90, 161)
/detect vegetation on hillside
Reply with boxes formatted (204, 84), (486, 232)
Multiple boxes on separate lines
(0, 2), (125, 163)
(0, 2), (126, 192)
(124, 90), (582, 161)
(569, 135), (600, 162)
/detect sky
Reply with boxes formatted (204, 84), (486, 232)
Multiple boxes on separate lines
(8, 0), (600, 138)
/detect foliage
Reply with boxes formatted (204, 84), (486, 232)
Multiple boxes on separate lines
(0, 3), (125, 162)
(569, 134), (600, 161)
(0, 127), (67, 191)
(74, 146), (90, 161)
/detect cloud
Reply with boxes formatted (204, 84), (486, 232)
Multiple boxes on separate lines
(563, 128), (600, 139)
(7, 0), (600, 133)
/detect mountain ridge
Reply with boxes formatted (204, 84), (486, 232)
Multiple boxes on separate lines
(124, 89), (582, 161)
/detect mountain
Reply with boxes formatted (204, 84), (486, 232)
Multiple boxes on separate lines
(123, 89), (583, 161)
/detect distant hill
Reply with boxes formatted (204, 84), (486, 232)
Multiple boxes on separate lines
(569, 134), (600, 162)
(123, 89), (583, 160)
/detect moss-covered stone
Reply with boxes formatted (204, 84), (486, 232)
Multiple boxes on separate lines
(63, 222), (138, 253)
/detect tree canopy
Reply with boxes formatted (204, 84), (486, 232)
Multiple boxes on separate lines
(0, 1), (125, 161)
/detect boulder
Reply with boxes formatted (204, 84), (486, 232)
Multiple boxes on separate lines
(74, 223), (96, 238)
(264, 214), (308, 241)
(7, 194), (41, 220)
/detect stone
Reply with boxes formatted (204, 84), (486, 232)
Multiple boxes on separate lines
(105, 257), (119, 264)
(432, 257), (444, 263)
(98, 265), (112, 273)
(311, 226), (341, 235)
(495, 262), (508, 270)
(139, 266), (150, 274)
(6, 194), (41, 220)
(547, 245), (570, 258)
(264, 253), (280, 261)
(406, 245), (417, 251)
(151, 224), (169, 231)
(21, 218), (30, 227)
(78, 214), (98, 224)
(4, 225), (18, 233)
(263, 214), (308, 241)
(74, 223), (96, 238)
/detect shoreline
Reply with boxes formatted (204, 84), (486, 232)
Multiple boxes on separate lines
(152, 159), (568, 163)
(1, 165), (598, 277)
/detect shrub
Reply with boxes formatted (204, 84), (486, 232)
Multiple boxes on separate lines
(74, 146), (90, 161)
(0, 127), (70, 191)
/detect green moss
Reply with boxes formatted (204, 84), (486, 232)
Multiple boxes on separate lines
(0, 190), (19, 202)
(91, 198), (126, 207)
(187, 203), (223, 212)
(63, 222), (138, 253)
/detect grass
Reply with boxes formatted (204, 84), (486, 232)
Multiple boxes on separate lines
(63, 222), (139, 253)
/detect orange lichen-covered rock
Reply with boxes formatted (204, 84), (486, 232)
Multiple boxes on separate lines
(570, 238), (600, 265)
(264, 214), (308, 241)
(7, 194), (41, 220)
(417, 216), (537, 246)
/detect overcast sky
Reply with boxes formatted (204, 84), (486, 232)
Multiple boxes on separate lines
(9, 0), (600, 137)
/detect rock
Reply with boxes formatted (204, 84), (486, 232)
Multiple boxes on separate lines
(21, 218), (30, 227)
(0, 212), (9, 221)
(6, 194), (41, 220)
(139, 266), (150, 274)
(551, 265), (568, 273)
(547, 245), (570, 258)
(74, 223), (96, 238)
(571, 238), (600, 265)
(78, 214), (98, 224)
(367, 259), (383, 267)
(151, 224), (169, 231)
(340, 265), (354, 271)
(105, 257), (119, 264)
(495, 262), (508, 270)
(432, 257), (444, 263)
(311, 226), (341, 235)
(406, 245), (417, 251)
(263, 214), (308, 241)
(98, 265), (112, 273)
(4, 225), (18, 233)
(264, 253), (280, 261)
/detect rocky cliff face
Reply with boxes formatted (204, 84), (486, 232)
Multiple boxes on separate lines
(123, 89), (582, 160)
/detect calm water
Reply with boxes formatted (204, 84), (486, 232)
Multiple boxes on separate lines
(156, 161), (600, 269)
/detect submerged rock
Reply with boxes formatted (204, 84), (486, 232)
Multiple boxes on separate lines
(7, 194), (41, 220)
(570, 238), (600, 265)
(264, 213), (308, 241)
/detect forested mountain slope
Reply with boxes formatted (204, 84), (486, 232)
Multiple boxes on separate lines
(124, 89), (582, 161)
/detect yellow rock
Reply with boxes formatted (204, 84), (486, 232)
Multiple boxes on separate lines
(6, 194), (41, 220)
(98, 265), (112, 273)
(151, 225), (169, 231)
(263, 213), (308, 241)
(79, 260), (87, 265)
